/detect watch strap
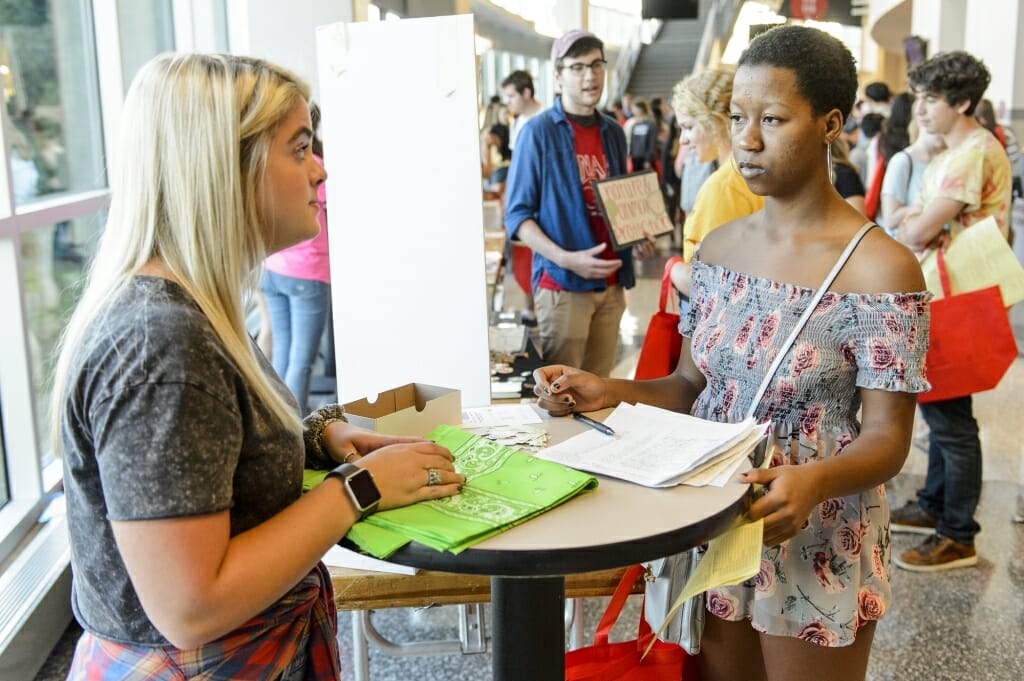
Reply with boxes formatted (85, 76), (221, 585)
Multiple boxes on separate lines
(326, 463), (380, 519)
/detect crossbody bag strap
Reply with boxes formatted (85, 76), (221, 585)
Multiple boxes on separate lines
(745, 222), (876, 420)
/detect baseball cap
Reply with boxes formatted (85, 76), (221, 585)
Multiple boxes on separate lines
(551, 29), (598, 63)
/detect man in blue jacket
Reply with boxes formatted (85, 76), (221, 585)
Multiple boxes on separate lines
(504, 29), (650, 377)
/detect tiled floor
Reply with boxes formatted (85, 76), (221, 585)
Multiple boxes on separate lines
(34, 241), (1024, 681)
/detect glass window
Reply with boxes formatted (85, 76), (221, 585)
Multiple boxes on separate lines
(0, 398), (8, 507)
(0, 0), (107, 205)
(21, 211), (105, 461)
(116, 0), (174, 91)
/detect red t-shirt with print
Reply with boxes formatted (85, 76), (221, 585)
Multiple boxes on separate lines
(537, 118), (619, 290)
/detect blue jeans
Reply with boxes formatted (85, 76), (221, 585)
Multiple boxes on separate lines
(260, 271), (331, 413)
(916, 396), (982, 545)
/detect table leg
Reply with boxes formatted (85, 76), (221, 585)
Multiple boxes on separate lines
(491, 575), (565, 681)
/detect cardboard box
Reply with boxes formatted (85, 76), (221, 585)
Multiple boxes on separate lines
(343, 383), (461, 437)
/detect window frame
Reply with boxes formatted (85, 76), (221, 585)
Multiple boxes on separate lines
(0, 0), (120, 566)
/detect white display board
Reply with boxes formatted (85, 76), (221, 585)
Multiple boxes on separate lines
(316, 15), (492, 407)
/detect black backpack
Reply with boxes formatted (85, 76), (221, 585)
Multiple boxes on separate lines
(629, 120), (657, 163)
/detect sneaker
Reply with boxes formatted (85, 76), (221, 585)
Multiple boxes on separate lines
(890, 501), (937, 534)
(893, 534), (978, 572)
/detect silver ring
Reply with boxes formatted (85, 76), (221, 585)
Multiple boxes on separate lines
(426, 469), (442, 487)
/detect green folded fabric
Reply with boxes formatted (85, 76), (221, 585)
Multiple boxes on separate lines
(346, 522), (410, 557)
(340, 424), (598, 558)
(303, 468), (330, 492)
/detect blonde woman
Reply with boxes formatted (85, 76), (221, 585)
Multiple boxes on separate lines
(669, 68), (764, 297)
(53, 53), (463, 679)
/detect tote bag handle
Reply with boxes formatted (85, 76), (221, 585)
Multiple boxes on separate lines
(659, 256), (683, 314)
(936, 246), (953, 297)
(592, 564), (648, 647)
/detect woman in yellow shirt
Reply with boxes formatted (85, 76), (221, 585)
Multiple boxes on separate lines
(669, 69), (764, 296)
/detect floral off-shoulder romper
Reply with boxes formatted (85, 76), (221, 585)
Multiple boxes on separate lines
(681, 259), (931, 647)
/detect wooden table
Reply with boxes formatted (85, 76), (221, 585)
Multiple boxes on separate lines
(329, 565), (641, 612)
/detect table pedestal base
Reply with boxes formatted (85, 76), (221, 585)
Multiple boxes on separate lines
(491, 575), (565, 681)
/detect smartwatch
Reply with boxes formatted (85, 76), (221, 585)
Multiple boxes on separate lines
(326, 463), (381, 519)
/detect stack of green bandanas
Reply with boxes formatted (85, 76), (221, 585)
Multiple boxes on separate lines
(304, 424), (598, 558)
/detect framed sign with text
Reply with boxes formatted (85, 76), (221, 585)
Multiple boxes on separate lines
(591, 170), (674, 250)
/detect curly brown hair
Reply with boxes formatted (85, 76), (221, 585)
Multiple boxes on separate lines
(908, 51), (990, 116)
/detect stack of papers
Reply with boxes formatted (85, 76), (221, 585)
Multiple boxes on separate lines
(536, 403), (769, 488)
(343, 425), (598, 558)
(461, 404), (542, 428)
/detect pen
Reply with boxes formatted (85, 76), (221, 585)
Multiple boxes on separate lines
(572, 412), (615, 436)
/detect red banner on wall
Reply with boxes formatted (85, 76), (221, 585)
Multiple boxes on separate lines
(790, 0), (829, 20)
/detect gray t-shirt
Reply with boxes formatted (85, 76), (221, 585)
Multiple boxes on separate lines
(62, 276), (307, 645)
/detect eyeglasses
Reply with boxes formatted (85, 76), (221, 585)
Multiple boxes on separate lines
(561, 59), (607, 76)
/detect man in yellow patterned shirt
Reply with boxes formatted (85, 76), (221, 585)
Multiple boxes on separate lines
(893, 50), (1012, 572)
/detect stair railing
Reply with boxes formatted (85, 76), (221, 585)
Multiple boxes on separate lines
(694, 0), (745, 72)
(608, 17), (662, 106)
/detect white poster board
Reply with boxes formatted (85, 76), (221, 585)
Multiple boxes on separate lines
(316, 15), (492, 407)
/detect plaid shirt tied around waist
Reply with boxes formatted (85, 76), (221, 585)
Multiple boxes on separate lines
(68, 562), (340, 681)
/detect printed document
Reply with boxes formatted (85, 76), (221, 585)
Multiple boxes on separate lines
(536, 402), (767, 487)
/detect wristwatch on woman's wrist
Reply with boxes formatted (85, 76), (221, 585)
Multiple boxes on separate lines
(326, 463), (381, 519)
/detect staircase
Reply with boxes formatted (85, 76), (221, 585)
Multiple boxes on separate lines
(625, 18), (707, 102)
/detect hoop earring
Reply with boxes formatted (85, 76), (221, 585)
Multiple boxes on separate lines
(826, 142), (833, 182)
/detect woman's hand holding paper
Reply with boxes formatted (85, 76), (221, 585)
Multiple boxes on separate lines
(741, 464), (825, 547)
(532, 365), (607, 416)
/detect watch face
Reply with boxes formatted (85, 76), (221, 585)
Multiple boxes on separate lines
(347, 468), (382, 510)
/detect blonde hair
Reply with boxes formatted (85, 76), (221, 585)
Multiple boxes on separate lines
(51, 53), (310, 443)
(671, 68), (733, 146)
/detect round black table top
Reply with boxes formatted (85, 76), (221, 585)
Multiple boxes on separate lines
(385, 408), (751, 577)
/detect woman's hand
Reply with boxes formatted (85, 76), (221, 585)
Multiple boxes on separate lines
(357, 441), (464, 510)
(322, 420), (427, 464)
(741, 465), (825, 546)
(533, 365), (607, 416)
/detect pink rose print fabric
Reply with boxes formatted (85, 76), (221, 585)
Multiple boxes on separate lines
(680, 260), (931, 647)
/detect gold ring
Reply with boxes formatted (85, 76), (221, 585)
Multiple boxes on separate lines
(342, 452), (360, 464)
(426, 469), (442, 487)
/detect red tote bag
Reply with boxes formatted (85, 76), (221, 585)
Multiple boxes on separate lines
(634, 256), (683, 380)
(863, 146), (885, 221)
(565, 564), (698, 681)
(918, 248), (1018, 403)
